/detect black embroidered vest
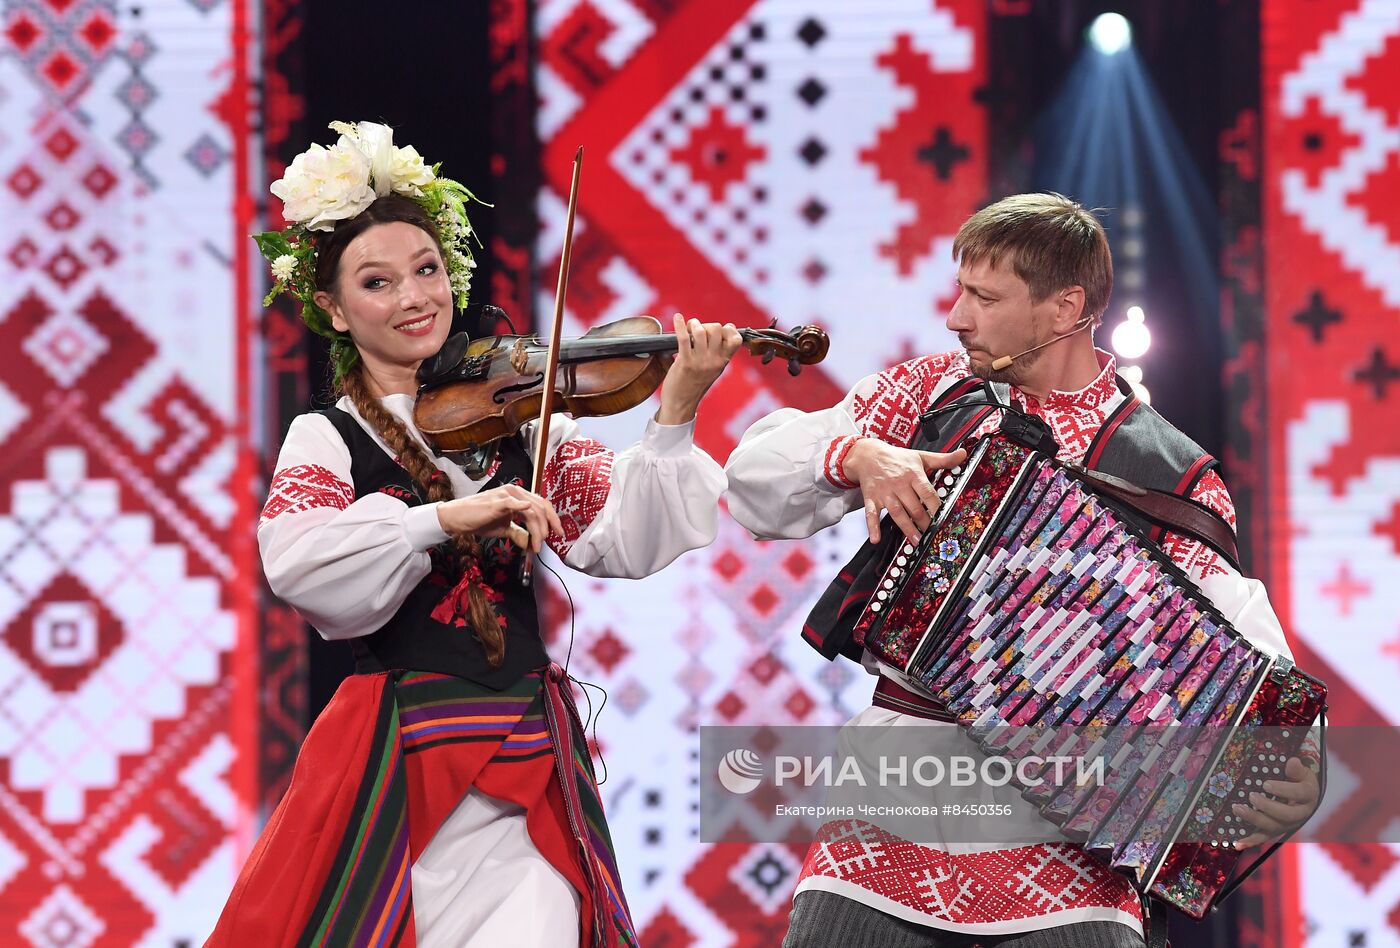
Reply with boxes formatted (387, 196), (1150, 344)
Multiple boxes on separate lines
(800, 375), (1224, 663)
(321, 408), (548, 689)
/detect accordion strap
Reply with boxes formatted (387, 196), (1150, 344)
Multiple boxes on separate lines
(1143, 896), (1170, 948)
(968, 386), (1241, 571)
(1065, 464), (1242, 572)
(872, 676), (958, 723)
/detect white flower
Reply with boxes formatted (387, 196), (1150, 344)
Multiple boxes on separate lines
(270, 254), (297, 282)
(324, 121), (432, 197)
(389, 145), (435, 195)
(343, 121), (396, 196)
(270, 141), (375, 231)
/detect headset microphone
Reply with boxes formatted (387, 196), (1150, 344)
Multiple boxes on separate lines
(989, 317), (1095, 372)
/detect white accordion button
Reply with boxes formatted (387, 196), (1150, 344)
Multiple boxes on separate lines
(896, 556), (908, 567)
(870, 601), (882, 612)
(876, 590), (889, 601)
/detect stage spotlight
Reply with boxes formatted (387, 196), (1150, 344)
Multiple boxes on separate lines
(1112, 305), (1152, 359)
(1088, 13), (1132, 55)
(1120, 365), (1143, 384)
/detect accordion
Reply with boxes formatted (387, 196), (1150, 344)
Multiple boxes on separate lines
(854, 425), (1326, 918)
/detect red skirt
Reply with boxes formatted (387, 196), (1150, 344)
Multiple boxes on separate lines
(205, 668), (636, 947)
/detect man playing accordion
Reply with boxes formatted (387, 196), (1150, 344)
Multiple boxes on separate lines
(725, 193), (1321, 948)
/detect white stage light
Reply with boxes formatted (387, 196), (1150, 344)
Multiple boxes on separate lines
(1112, 305), (1151, 360)
(1120, 365), (1143, 384)
(1088, 13), (1132, 55)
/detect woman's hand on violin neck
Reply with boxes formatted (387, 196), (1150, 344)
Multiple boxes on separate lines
(436, 484), (564, 554)
(656, 314), (743, 426)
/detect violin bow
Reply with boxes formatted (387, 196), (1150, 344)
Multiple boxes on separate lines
(520, 146), (582, 586)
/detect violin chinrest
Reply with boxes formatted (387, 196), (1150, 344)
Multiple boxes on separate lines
(417, 332), (471, 388)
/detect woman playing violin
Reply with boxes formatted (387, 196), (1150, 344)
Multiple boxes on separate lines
(207, 121), (739, 948)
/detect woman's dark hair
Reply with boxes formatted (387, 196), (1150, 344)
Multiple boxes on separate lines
(313, 193), (443, 294)
(318, 195), (506, 667)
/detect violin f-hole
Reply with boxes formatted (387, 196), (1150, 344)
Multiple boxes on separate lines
(492, 373), (545, 404)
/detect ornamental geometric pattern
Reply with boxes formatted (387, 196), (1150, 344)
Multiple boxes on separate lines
(802, 822), (1140, 926)
(1265, 1), (1400, 945)
(0, 1), (260, 942)
(259, 464), (355, 525)
(541, 436), (616, 554)
(516, 1), (987, 943)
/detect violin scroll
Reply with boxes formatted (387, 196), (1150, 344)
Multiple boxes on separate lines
(740, 324), (830, 376)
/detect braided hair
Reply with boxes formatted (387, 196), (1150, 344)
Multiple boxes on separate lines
(315, 195), (506, 667)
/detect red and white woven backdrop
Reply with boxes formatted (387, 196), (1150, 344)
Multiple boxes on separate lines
(522, 1), (986, 943)
(0, 0), (260, 943)
(1265, 2), (1400, 945)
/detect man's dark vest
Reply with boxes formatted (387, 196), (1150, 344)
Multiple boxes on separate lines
(800, 375), (1225, 662)
(321, 408), (547, 689)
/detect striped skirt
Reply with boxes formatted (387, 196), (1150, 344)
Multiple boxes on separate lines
(205, 667), (636, 947)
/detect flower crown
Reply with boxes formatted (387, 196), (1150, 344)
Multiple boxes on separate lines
(253, 121), (480, 380)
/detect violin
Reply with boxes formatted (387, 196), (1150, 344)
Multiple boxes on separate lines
(432, 146), (825, 585)
(413, 314), (829, 455)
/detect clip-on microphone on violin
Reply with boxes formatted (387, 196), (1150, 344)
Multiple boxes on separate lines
(477, 303), (518, 336)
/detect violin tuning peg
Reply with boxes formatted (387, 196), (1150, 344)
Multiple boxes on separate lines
(762, 350), (775, 365)
(787, 357), (801, 377)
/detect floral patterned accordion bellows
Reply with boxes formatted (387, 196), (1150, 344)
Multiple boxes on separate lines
(854, 430), (1327, 918)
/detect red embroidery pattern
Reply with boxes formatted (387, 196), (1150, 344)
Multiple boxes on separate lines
(851, 350), (1124, 466)
(969, 397), (1119, 466)
(964, 353), (1124, 465)
(1039, 358), (1121, 412)
(1161, 469), (1237, 579)
(798, 820), (1142, 927)
(824, 436), (859, 489)
(849, 352), (960, 447)
(541, 437), (615, 556)
(259, 464), (356, 525)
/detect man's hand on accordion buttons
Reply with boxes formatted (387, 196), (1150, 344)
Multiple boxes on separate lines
(1233, 756), (1321, 849)
(843, 438), (968, 544)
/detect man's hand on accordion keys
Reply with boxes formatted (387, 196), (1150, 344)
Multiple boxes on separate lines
(1232, 756), (1321, 849)
(843, 438), (968, 544)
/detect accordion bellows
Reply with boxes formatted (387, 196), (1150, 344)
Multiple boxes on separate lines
(855, 432), (1326, 918)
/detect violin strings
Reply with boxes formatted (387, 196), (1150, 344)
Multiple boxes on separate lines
(537, 555), (610, 786)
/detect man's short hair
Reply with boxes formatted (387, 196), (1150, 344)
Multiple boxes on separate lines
(952, 193), (1113, 323)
